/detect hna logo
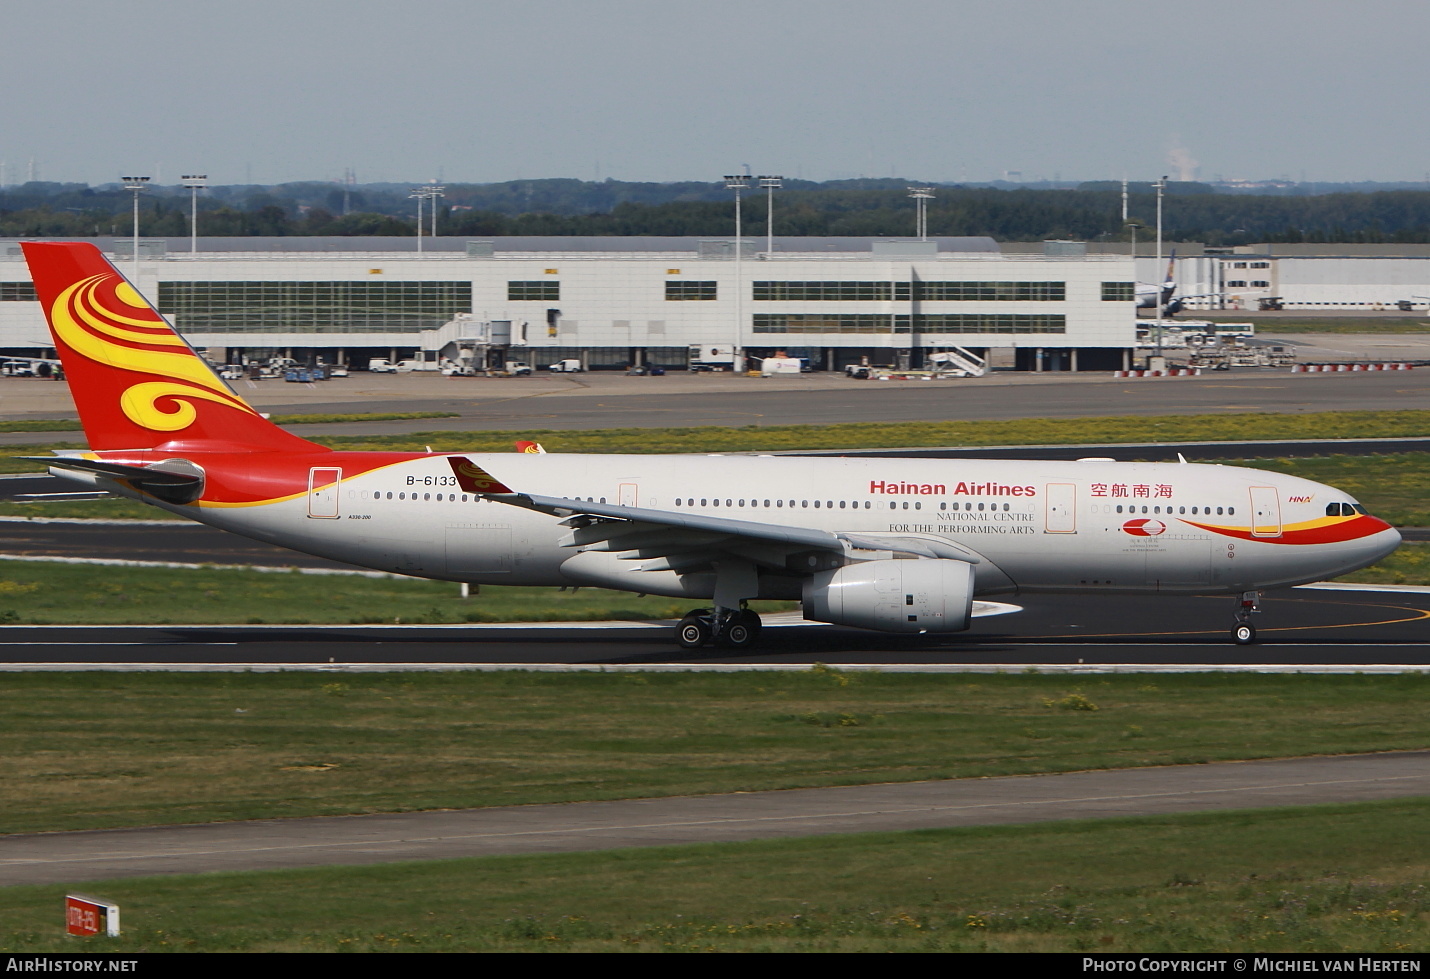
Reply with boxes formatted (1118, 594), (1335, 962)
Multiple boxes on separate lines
(1288, 495), (1313, 503)
(1122, 519), (1166, 537)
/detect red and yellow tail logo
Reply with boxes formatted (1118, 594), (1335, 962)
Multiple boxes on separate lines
(447, 457), (514, 494)
(22, 242), (316, 452)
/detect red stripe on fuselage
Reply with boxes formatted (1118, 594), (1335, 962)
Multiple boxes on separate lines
(1181, 514), (1393, 544)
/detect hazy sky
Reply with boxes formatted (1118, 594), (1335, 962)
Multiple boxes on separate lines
(3, 0), (1426, 187)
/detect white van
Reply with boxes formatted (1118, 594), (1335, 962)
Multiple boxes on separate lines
(367, 358), (396, 373)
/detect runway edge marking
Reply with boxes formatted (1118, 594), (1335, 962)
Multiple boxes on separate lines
(2, 662), (1429, 674)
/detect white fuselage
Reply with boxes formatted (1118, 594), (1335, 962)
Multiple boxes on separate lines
(158, 454), (1399, 600)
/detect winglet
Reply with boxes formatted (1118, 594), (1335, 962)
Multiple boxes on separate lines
(515, 440), (546, 454)
(447, 456), (515, 494)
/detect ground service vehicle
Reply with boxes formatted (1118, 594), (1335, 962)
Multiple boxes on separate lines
(20, 242), (1402, 649)
(548, 359), (582, 373)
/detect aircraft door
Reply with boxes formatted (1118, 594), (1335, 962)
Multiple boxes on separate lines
(1250, 486), (1282, 538)
(619, 482), (639, 507)
(1045, 483), (1076, 533)
(307, 467), (341, 518)
(446, 524), (513, 575)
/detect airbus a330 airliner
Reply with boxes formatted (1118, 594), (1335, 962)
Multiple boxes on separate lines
(20, 242), (1401, 647)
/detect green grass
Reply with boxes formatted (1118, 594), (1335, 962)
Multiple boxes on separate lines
(3, 671), (1427, 835)
(2, 409), (1428, 462)
(0, 420), (81, 433)
(0, 497), (165, 520)
(1240, 452), (1430, 527)
(312, 409), (1430, 455)
(269, 411), (459, 425)
(0, 559), (792, 625)
(0, 411), (459, 434)
(1336, 541), (1430, 586)
(1, 799), (1426, 952)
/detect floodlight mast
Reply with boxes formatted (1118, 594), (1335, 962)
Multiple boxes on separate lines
(758, 176), (782, 256)
(725, 174), (750, 373)
(181, 175), (207, 256)
(120, 176), (149, 281)
(1155, 175), (1167, 361)
(409, 187), (425, 254)
(907, 186), (934, 240)
(427, 181), (445, 239)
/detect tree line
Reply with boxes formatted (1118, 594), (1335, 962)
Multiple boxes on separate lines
(6, 178), (1430, 243)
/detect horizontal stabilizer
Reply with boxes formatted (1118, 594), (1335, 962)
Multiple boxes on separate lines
(28, 457), (200, 484)
(30, 456), (204, 505)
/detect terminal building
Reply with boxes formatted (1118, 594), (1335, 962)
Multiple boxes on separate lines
(1126, 243), (1430, 312)
(0, 236), (1137, 372)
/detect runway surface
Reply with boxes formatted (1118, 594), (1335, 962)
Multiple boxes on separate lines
(3, 751), (1426, 887)
(0, 512), (1423, 667)
(0, 587), (1425, 669)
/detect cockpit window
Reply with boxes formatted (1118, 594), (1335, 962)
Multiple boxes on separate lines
(1327, 503), (1341, 517)
(1352, 503), (1367, 515)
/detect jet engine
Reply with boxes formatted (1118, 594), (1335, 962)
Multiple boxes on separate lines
(801, 559), (975, 634)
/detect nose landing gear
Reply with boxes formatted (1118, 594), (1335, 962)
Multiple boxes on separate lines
(1231, 591), (1261, 645)
(675, 606), (763, 649)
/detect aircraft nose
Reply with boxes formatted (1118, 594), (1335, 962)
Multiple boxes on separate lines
(1367, 523), (1401, 560)
(1363, 524), (1402, 564)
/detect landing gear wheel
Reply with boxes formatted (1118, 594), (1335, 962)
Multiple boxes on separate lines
(720, 605), (766, 645)
(718, 610), (763, 649)
(1232, 622), (1256, 645)
(676, 609), (713, 650)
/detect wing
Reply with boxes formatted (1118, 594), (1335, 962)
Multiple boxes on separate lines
(445, 457), (981, 603)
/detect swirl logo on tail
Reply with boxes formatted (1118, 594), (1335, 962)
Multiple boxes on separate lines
(50, 272), (258, 432)
(448, 457), (515, 494)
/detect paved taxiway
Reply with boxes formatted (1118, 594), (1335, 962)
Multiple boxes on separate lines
(0, 587), (1425, 669)
(3, 751), (1426, 887)
(0, 354), (1427, 441)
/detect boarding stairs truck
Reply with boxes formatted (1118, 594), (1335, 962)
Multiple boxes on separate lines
(927, 346), (988, 378)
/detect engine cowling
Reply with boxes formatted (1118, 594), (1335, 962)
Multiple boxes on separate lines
(801, 559), (974, 634)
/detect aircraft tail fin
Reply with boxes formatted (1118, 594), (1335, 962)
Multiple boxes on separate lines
(21, 242), (321, 453)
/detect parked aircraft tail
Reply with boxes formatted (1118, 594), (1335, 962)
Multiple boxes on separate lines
(21, 242), (320, 453)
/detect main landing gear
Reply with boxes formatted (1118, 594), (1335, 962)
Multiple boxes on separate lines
(1231, 591), (1261, 645)
(676, 606), (763, 650)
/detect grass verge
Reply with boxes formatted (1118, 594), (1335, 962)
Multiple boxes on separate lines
(1335, 541), (1430, 586)
(1, 409), (1428, 463)
(1, 799), (1426, 952)
(3, 671), (1427, 835)
(0, 411), (460, 434)
(1239, 453), (1430, 527)
(269, 411), (459, 425)
(312, 409), (1430, 455)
